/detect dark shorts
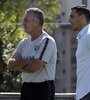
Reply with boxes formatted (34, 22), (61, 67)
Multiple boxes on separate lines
(80, 92), (90, 100)
(20, 80), (55, 100)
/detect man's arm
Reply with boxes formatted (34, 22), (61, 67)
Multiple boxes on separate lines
(7, 53), (27, 71)
(22, 58), (45, 73)
(7, 53), (44, 72)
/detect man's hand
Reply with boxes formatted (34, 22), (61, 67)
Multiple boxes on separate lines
(7, 53), (25, 71)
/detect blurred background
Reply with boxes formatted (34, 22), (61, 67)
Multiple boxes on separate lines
(0, 0), (90, 93)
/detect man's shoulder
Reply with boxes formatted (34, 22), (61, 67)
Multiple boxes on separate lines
(42, 31), (55, 42)
(19, 37), (30, 45)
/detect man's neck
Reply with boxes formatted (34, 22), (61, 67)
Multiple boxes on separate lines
(78, 22), (89, 31)
(31, 28), (42, 41)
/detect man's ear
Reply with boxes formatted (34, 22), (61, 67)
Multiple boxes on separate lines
(80, 15), (87, 23)
(80, 15), (85, 19)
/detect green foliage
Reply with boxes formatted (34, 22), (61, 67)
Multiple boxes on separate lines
(0, 0), (60, 92)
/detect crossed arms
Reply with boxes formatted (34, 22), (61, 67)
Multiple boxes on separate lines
(7, 53), (45, 73)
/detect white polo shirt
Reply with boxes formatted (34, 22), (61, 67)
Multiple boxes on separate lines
(14, 31), (57, 83)
(76, 24), (90, 100)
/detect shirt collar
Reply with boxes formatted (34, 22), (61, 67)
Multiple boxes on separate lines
(77, 24), (90, 39)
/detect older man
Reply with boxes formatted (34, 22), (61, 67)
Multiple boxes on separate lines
(7, 7), (57, 100)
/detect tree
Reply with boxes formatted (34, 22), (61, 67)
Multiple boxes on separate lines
(0, 0), (60, 92)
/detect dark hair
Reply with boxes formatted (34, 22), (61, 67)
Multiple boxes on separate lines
(26, 7), (44, 26)
(71, 5), (90, 22)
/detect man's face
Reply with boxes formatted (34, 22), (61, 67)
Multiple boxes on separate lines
(69, 9), (82, 31)
(23, 12), (34, 34)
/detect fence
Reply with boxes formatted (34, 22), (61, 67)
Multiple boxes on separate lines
(0, 92), (76, 100)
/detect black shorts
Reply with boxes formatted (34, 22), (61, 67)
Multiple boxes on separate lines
(20, 80), (55, 100)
